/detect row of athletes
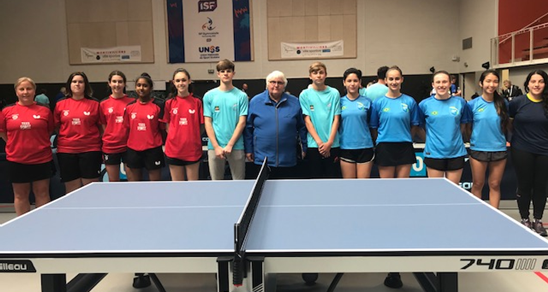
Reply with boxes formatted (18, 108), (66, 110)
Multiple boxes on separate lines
(0, 69), (203, 216)
(1, 61), (547, 236)
(307, 65), (548, 238)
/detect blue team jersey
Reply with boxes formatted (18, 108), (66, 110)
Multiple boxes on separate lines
(468, 97), (507, 152)
(418, 96), (470, 158)
(299, 86), (341, 148)
(339, 95), (374, 149)
(370, 94), (420, 143)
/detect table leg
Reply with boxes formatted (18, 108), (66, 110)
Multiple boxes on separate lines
(414, 272), (458, 292)
(41, 274), (66, 292)
(438, 272), (458, 292)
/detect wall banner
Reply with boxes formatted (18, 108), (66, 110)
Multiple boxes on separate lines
(167, 0), (252, 63)
(80, 46), (142, 63)
(281, 41), (344, 59)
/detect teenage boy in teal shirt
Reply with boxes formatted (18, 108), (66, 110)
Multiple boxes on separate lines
(203, 59), (248, 180)
(299, 62), (341, 178)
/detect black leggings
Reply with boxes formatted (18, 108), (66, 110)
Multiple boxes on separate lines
(306, 147), (341, 178)
(511, 147), (548, 220)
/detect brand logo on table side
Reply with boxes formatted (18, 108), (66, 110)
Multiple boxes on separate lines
(0, 261), (36, 273)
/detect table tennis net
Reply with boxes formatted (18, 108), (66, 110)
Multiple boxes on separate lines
(233, 157), (270, 285)
(234, 157), (270, 253)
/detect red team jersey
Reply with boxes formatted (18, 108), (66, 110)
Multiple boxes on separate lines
(124, 99), (164, 151)
(54, 97), (101, 153)
(99, 95), (135, 154)
(0, 102), (54, 164)
(162, 94), (204, 161)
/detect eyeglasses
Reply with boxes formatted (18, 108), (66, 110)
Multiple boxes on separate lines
(269, 80), (284, 86)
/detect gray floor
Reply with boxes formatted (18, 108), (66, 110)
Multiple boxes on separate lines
(1, 204), (548, 292)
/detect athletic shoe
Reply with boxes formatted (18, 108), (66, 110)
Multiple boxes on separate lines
(533, 220), (547, 237)
(521, 218), (532, 229)
(384, 272), (403, 289)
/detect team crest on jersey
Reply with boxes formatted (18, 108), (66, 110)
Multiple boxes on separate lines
(11, 114), (18, 120)
(214, 106), (220, 112)
(232, 103), (238, 111)
(401, 103), (409, 112)
(189, 109), (196, 114)
(83, 111), (91, 116)
(108, 107), (114, 114)
(310, 105), (315, 111)
(131, 113), (137, 119)
(383, 107), (390, 112)
(327, 103), (332, 109)
(20, 122), (31, 130)
(341, 106), (347, 111)
(147, 115), (154, 119)
(431, 111), (438, 116)
(172, 108), (178, 115)
(478, 107), (485, 113)
(449, 106), (458, 116)
(33, 115), (41, 119)
(63, 110), (69, 116)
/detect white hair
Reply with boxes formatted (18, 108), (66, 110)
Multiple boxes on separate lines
(265, 70), (288, 88)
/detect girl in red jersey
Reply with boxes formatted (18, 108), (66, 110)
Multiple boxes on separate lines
(124, 73), (165, 181)
(0, 77), (54, 216)
(54, 72), (102, 194)
(162, 68), (204, 181)
(99, 70), (135, 181)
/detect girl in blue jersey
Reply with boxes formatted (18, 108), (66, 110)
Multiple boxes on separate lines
(418, 71), (471, 184)
(509, 70), (548, 236)
(467, 70), (508, 208)
(370, 66), (420, 179)
(339, 68), (374, 178)
(370, 66), (419, 289)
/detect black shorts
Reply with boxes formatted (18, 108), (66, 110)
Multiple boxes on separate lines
(165, 156), (202, 166)
(340, 148), (375, 163)
(374, 142), (416, 166)
(424, 156), (465, 171)
(126, 146), (165, 170)
(8, 160), (54, 183)
(469, 150), (507, 162)
(57, 151), (102, 182)
(103, 151), (127, 165)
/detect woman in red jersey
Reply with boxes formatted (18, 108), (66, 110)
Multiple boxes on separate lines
(124, 73), (165, 181)
(99, 70), (135, 181)
(54, 72), (102, 193)
(0, 77), (54, 216)
(162, 69), (204, 181)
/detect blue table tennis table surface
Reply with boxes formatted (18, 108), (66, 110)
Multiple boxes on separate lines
(0, 178), (547, 257)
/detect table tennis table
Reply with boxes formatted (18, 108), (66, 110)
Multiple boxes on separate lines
(1, 162), (548, 292)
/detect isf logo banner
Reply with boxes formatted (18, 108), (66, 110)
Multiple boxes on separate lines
(198, 0), (217, 12)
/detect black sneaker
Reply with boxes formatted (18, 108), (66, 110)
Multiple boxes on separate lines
(384, 272), (403, 289)
(521, 218), (532, 229)
(534, 220), (548, 237)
